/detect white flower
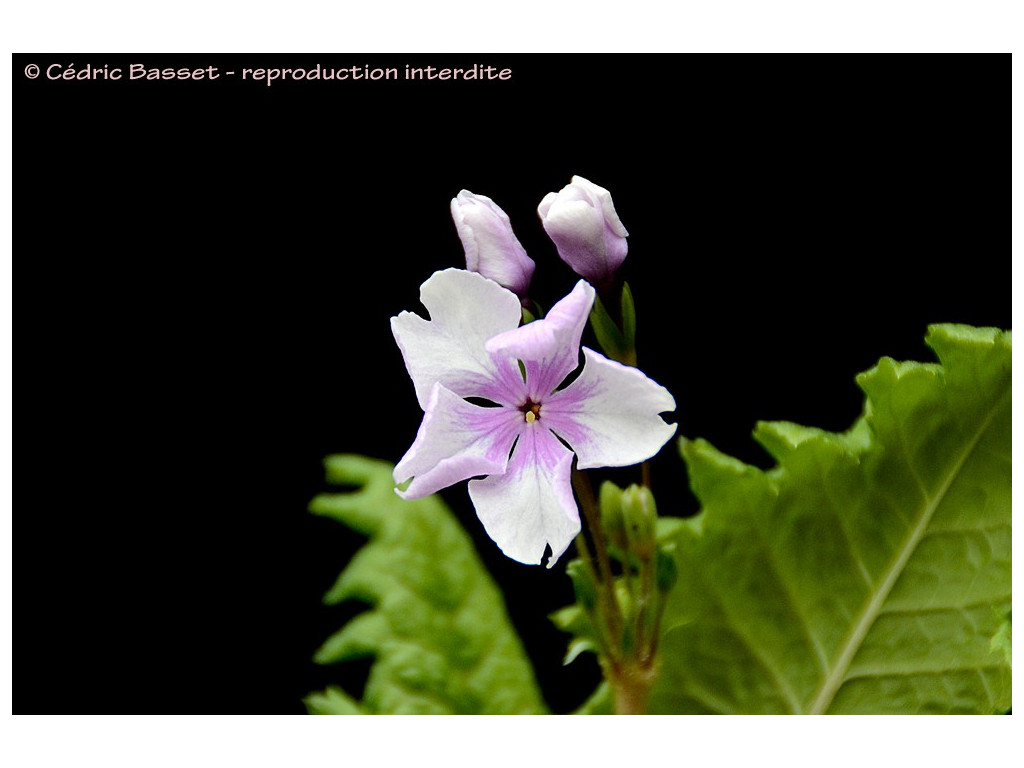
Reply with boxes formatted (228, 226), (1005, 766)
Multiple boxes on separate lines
(391, 269), (676, 566)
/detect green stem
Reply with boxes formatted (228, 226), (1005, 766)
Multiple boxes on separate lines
(572, 466), (623, 645)
(635, 555), (655, 662)
(610, 661), (656, 715)
(649, 592), (668, 662)
(572, 532), (615, 660)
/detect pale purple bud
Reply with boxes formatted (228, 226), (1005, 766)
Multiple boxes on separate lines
(538, 176), (629, 284)
(451, 190), (536, 297)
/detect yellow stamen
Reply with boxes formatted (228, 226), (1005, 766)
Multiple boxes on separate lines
(525, 411), (537, 423)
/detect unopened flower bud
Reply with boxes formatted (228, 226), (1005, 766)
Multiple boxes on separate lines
(598, 480), (627, 551)
(537, 176), (628, 284)
(621, 484), (657, 560)
(451, 190), (536, 296)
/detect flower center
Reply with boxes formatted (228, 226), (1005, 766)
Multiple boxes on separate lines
(522, 400), (542, 423)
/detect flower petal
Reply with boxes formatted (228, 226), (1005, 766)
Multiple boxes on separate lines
(572, 175), (628, 238)
(391, 268), (524, 409)
(541, 347), (677, 469)
(468, 424), (580, 567)
(394, 382), (522, 499)
(537, 177), (628, 283)
(485, 280), (595, 401)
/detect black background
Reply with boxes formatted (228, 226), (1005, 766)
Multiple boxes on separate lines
(15, 54), (1009, 713)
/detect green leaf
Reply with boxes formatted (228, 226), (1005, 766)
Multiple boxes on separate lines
(652, 324), (1011, 714)
(306, 455), (547, 714)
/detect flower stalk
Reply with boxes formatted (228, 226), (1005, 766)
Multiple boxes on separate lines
(391, 176), (680, 714)
(572, 470), (675, 714)
(572, 468), (624, 646)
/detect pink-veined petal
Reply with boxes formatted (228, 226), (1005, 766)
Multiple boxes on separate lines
(542, 347), (676, 469)
(485, 279), (595, 401)
(394, 383), (522, 499)
(468, 424), (580, 568)
(391, 268), (524, 409)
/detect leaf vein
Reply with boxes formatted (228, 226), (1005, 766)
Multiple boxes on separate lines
(678, 684), (737, 715)
(878, 597), (1009, 616)
(806, 388), (1009, 714)
(697, 562), (804, 713)
(750, 515), (830, 675)
(828, 496), (875, 589)
(843, 663), (1008, 682)
(918, 521), (1011, 540)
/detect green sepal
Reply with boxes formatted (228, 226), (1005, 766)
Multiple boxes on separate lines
(589, 292), (626, 361)
(620, 281), (637, 351)
(564, 637), (600, 666)
(549, 597), (598, 667)
(588, 283), (637, 366)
